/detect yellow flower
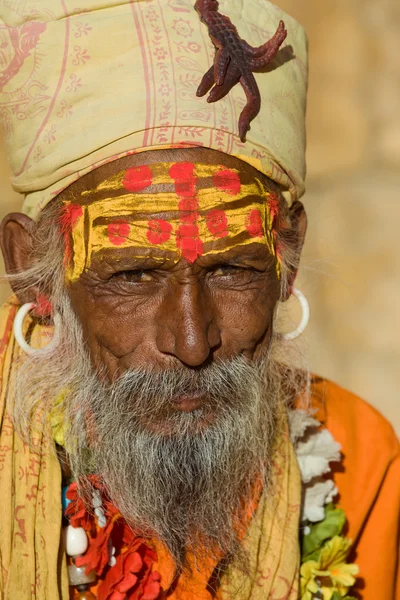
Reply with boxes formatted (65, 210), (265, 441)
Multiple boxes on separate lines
(300, 561), (320, 600)
(300, 536), (359, 599)
(319, 537), (359, 595)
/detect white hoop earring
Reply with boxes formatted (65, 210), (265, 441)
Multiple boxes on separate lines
(283, 288), (310, 341)
(13, 302), (61, 356)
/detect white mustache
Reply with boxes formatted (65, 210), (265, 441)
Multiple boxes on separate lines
(103, 356), (264, 423)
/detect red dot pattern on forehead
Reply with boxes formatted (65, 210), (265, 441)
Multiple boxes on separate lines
(169, 162), (195, 180)
(170, 162), (204, 263)
(107, 221), (131, 246)
(122, 165), (153, 193)
(169, 162), (196, 198)
(147, 219), (173, 245)
(178, 197), (198, 212)
(206, 209), (228, 239)
(245, 209), (264, 238)
(213, 168), (241, 196)
(176, 234), (205, 264)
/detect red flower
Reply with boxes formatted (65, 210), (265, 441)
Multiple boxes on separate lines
(98, 542), (161, 600)
(100, 550), (142, 599)
(76, 518), (116, 575)
(66, 477), (161, 599)
(142, 572), (162, 600)
(66, 481), (95, 531)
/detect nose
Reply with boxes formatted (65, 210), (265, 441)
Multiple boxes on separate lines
(156, 280), (221, 367)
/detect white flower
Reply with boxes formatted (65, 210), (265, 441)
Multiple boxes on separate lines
(302, 479), (338, 523)
(290, 408), (343, 524)
(288, 410), (320, 443)
(296, 429), (341, 484)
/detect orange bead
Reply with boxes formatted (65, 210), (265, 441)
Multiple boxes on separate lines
(75, 591), (96, 600)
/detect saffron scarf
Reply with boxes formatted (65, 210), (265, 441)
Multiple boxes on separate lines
(0, 297), (301, 599)
(0, 298), (69, 599)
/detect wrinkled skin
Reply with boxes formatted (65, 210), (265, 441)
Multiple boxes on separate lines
(1, 148), (306, 389)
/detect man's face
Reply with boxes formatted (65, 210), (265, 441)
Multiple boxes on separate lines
(65, 149), (281, 397)
(54, 148), (283, 561)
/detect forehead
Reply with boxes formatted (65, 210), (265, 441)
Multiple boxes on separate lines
(61, 149), (281, 280)
(63, 147), (274, 197)
(76, 161), (264, 211)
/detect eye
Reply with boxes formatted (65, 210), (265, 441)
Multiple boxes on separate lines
(211, 265), (250, 277)
(112, 270), (154, 283)
(207, 264), (263, 288)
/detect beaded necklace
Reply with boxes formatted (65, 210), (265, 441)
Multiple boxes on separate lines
(62, 476), (161, 600)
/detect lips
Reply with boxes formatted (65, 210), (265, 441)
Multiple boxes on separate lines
(170, 390), (205, 413)
(141, 391), (216, 435)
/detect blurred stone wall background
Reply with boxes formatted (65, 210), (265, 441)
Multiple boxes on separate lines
(0, 0), (399, 431)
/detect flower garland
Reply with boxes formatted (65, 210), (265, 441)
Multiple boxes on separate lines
(65, 477), (161, 600)
(63, 411), (359, 599)
(290, 411), (359, 600)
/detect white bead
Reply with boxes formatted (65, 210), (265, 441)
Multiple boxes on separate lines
(92, 491), (102, 508)
(63, 525), (88, 556)
(94, 507), (104, 519)
(68, 564), (96, 586)
(97, 515), (107, 528)
(108, 555), (117, 567)
(94, 506), (107, 528)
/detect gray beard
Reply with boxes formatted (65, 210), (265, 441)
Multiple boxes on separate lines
(11, 293), (287, 569)
(66, 355), (280, 569)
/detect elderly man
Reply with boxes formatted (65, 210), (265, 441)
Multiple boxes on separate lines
(0, 1), (398, 599)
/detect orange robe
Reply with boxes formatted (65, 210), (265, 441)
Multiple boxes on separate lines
(311, 378), (400, 600)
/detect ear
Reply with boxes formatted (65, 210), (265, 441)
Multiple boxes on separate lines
(281, 200), (307, 301)
(0, 212), (40, 305)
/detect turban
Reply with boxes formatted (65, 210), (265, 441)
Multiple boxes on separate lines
(0, 0), (308, 220)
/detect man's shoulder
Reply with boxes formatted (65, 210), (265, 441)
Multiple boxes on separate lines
(310, 375), (399, 461)
(309, 376), (400, 548)
(309, 378), (400, 597)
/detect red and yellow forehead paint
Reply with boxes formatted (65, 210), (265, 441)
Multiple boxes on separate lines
(61, 162), (281, 282)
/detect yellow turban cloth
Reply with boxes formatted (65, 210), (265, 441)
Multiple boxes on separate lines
(0, 0), (308, 219)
